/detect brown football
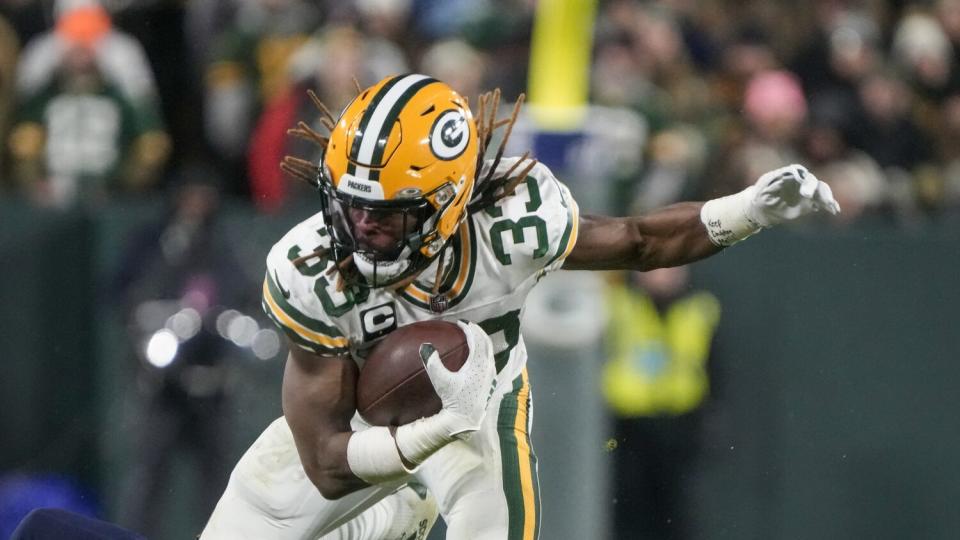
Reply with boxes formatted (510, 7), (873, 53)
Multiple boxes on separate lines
(356, 320), (469, 426)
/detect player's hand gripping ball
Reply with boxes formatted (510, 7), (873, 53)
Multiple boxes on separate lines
(357, 320), (470, 426)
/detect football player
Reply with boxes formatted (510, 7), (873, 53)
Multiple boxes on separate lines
(201, 74), (839, 539)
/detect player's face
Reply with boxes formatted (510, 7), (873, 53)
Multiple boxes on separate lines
(322, 180), (434, 264)
(347, 207), (419, 259)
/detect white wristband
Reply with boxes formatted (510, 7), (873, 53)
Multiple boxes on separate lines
(700, 186), (763, 246)
(395, 411), (458, 466)
(346, 427), (414, 485)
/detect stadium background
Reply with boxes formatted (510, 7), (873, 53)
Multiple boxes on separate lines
(1, 0), (959, 538)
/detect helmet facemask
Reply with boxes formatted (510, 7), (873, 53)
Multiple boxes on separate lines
(318, 167), (459, 288)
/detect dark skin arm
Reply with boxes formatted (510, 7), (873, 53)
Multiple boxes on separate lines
(281, 342), (368, 500)
(283, 337), (426, 500)
(563, 202), (721, 271)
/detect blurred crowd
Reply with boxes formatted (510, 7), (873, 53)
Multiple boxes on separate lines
(590, 0), (960, 224)
(5, 1), (953, 537)
(0, 0), (957, 226)
(0, 0), (532, 214)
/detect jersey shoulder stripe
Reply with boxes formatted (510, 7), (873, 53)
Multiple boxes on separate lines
(541, 172), (580, 273)
(262, 216), (353, 355)
(398, 214), (477, 310)
(264, 272), (345, 339)
(262, 275), (349, 355)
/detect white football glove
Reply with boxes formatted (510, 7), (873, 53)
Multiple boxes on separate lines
(392, 321), (496, 467)
(746, 164), (841, 227)
(421, 320), (496, 437)
(347, 322), (497, 484)
(701, 164), (841, 246)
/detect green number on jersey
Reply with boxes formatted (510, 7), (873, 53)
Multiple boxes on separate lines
(287, 228), (331, 277)
(287, 245), (327, 277)
(479, 309), (522, 372)
(289, 228), (368, 317)
(486, 176), (548, 265)
(314, 276), (352, 317)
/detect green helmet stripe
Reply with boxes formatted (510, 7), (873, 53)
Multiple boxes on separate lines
(367, 77), (439, 175)
(348, 74), (437, 180)
(347, 74), (404, 175)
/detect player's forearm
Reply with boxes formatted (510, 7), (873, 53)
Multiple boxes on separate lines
(564, 203), (720, 271)
(284, 395), (369, 499)
(282, 348), (370, 499)
(299, 432), (370, 500)
(627, 202), (721, 270)
(296, 424), (421, 500)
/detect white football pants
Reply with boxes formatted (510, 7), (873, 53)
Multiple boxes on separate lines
(201, 368), (540, 540)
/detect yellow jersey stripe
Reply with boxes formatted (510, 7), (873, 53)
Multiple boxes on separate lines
(404, 221), (471, 302)
(262, 280), (349, 349)
(560, 197), (580, 260)
(514, 368), (537, 540)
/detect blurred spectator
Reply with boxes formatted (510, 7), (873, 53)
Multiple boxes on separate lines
(892, 10), (959, 106)
(7, 31), (169, 209)
(0, 12), (18, 184)
(592, 2), (725, 212)
(635, 7), (714, 128)
(591, 31), (644, 110)
(801, 104), (887, 224)
(409, 0), (485, 41)
(457, 0), (532, 98)
(716, 69), (807, 194)
(203, 0), (321, 194)
(848, 67), (942, 218)
(417, 38), (487, 104)
(16, 0), (161, 112)
(742, 70), (807, 160)
(248, 24), (408, 213)
(937, 0), (960, 56)
(793, 7), (880, 124)
(711, 25), (779, 117)
(0, 0), (49, 47)
(353, 0), (414, 69)
(936, 92), (960, 208)
(603, 266), (720, 540)
(852, 68), (932, 174)
(184, 0), (240, 77)
(627, 125), (709, 215)
(112, 166), (251, 537)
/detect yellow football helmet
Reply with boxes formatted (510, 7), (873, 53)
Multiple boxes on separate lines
(318, 74), (479, 287)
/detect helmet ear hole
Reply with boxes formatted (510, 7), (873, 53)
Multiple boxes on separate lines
(433, 183), (455, 206)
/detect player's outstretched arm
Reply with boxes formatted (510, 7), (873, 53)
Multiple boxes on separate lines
(563, 164), (840, 271)
(564, 202), (716, 271)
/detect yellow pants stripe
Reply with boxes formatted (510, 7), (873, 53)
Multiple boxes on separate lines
(498, 368), (540, 539)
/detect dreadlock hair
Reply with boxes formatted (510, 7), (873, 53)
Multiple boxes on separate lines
(279, 84), (536, 289)
(466, 90), (538, 214)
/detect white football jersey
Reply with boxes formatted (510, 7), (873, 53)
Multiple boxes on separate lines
(262, 157), (580, 380)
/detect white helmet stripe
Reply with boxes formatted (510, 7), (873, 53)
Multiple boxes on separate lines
(355, 74), (431, 167)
